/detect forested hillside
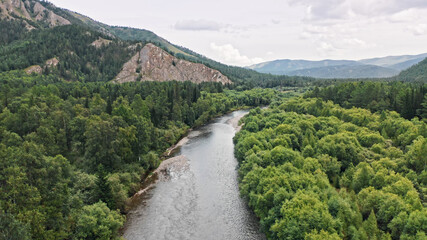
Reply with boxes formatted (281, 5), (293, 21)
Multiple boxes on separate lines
(306, 82), (427, 120)
(235, 98), (426, 239)
(0, 70), (278, 239)
(0, 25), (134, 81)
(398, 58), (427, 82)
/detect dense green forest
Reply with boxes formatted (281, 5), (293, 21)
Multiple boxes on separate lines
(234, 97), (426, 239)
(0, 19), (28, 46)
(0, 70), (278, 239)
(306, 82), (427, 120)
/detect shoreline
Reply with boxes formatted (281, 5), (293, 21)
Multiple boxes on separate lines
(164, 134), (190, 157)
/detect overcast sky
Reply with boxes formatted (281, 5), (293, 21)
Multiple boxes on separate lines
(49, 0), (427, 66)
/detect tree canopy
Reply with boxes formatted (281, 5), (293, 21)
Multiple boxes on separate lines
(234, 97), (426, 239)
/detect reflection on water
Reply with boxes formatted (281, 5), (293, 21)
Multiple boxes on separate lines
(123, 110), (265, 240)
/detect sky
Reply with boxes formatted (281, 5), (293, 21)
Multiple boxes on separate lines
(49, 0), (427, 67)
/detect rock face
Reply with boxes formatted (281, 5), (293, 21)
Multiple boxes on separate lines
(115, 43), (231, 84)
(0, 0), (71, 28)
(24, 57), (59, 74)
(25, 65), (42, 74)
(45, 57), (59, 67)
(90, 37), (112, 49)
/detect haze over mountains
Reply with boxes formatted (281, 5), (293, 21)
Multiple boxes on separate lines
(248, 53), (427, 79)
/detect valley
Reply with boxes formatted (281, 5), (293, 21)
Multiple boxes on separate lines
(0, 1), (426, 240)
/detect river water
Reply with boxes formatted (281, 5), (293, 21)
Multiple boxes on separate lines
(123, 110), (265, 240)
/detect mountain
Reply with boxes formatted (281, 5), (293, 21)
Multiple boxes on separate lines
(247, 59), (361, 75)
(0, 0), (313, 88)
(359, 53), (427, 70)
(249, 54), (427, 79)
(0, 0), (224, 84)
(287, 64), (399, 79)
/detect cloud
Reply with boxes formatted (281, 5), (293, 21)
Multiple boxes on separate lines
(407, 24), (427, 36)
(271, 19), (281, 24)
(288, 0), (427, 21)
(388, 8), (427, 23)
(174, 19), (226, 31)
(300, 23), (373, 56)
(210, 43), (264, 66)
(173, 19), (255, 35)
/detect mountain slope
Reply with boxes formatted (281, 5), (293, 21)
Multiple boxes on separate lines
(397, 57), (427, 82)
(115, 43), (231, 84)
(0, 24), (134, 81)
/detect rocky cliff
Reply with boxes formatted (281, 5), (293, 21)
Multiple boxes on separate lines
(115, 43), (231, 84)
(0, 0), (71, 28)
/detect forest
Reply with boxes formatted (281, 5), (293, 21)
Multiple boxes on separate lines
(306, 82), (427, 120)
(0, 70), (278, 239)
(234, 97), (426, 239)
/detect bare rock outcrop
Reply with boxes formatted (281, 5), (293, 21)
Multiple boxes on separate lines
(25, 65), (42, 75)
(115, 43), (231, 85)
(32, 2), (70, 27)
(90, 37), (112, 48)
(0, 0), (31, 19)
(45, 57), (59, 67)
(24, 58), (59, 75)
(0, 0), (71, 27)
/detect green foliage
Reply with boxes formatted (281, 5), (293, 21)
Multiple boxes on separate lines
(0, 19), (27, 46)
(0, 211), (31, 240)
(271, 191), (338, 239)
(305, 230), (341, 240)
(73, 201), (124, 240)
(306, 82), (426, 120)
(235, 97), (426, 239)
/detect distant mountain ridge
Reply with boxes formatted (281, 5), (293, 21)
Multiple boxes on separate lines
(359, 53), (427, 70)
(248, 53), (427, 79)
(288, 64), (399, 79)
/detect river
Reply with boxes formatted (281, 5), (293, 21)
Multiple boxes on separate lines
(122, 110), (265, 240)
